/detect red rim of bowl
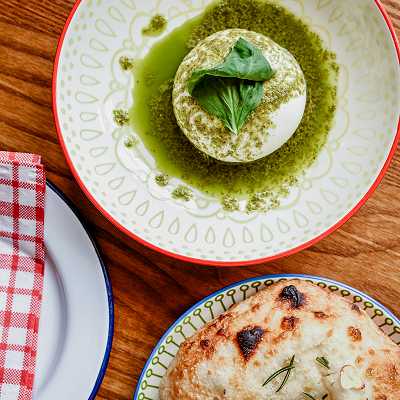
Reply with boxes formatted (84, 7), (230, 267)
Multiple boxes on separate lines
(53, 0), (400, 267)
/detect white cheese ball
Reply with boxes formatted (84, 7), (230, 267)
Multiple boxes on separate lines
(173, 29), (307, 163)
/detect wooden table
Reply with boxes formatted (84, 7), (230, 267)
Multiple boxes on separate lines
(0, 1), (399, 398)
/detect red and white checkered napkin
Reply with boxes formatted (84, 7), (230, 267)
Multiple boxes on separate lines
(0, 152), (45, 400)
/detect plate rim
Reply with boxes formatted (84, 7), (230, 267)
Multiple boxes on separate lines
(132, 273), (400, 400)
(52, 0), (400, 267)
(46, 180), (114, 400)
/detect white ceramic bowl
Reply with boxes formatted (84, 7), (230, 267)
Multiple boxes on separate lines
(53, 0), (400, 265)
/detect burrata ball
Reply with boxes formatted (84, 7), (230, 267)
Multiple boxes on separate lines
(173, 29), (307, 163)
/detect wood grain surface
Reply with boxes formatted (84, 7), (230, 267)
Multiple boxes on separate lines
(0, 1), (399, 399)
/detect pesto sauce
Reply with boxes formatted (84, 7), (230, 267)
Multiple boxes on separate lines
(172, 185), (193, 201)
(222, 195), (240, 212)
(142, 15), (168, 36)
(124, 135), (139, 149)
(119, 56), (135, 71)
(155, 173), (170, 187)
(113, 109), (129, 126)
(129, 0), (338, 210)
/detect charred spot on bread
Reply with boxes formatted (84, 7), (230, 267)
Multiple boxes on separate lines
(217, 328), (227, 337)
(199, 338), (216, 358)
(217, 313), (232, 321)
(279, 285), (305, 309)
(368, 362), (399, 391)
(200, 339), (210, 349)
(314, 311), (329, 319)
(366, 367), (374, 377)
(281, 316), (299, 331)
(208, 312), (232, 330)
(387, 363), (399, 382)
(348, 326), (362, 342)
(351, 303), (362, 314)
(236, 326), (264, 360)
(181, 338), (195, 351)
(272, 332), (288, 345)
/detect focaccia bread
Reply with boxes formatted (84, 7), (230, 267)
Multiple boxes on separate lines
(160, 279), (400, 399)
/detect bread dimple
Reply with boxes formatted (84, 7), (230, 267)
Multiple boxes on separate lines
(159, 279), (400, 400)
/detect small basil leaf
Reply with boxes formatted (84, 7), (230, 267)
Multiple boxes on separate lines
(237, 80), (265, 131)
(192, 78), (264, 135)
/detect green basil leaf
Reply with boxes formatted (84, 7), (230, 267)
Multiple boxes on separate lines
(188, 38), (275, 134)
(192, 78), (264, 135)
(188, 38), (274, 92)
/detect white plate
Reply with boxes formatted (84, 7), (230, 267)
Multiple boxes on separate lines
(54, 0), (400, 265)
(33, 182), (113, 400)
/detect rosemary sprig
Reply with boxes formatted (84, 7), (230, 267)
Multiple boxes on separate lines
(276, 355), (295, 392)
(303, 393), (328, 400)
(316, 356), (330, 369)
(263, 355), (295, 392)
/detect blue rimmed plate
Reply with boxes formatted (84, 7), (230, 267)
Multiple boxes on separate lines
(134, 274), (399, 400)
(33, 182), (113, 400)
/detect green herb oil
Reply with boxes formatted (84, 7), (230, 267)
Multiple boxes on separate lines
(129, 0), (338, 206)
(142, 14), (168, 36)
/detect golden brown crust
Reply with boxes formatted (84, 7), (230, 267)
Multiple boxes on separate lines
(348, 326), (363, 342)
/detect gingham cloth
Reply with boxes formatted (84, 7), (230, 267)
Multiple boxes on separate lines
(0, 152), (45, 400)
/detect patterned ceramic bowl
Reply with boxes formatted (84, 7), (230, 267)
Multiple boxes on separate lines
(133, 274), (400, 400)
(53, 0), (400, 265)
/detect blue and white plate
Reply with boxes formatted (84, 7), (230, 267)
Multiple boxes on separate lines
(33, 182), (113, 400)
(134, 274), (399, 400)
